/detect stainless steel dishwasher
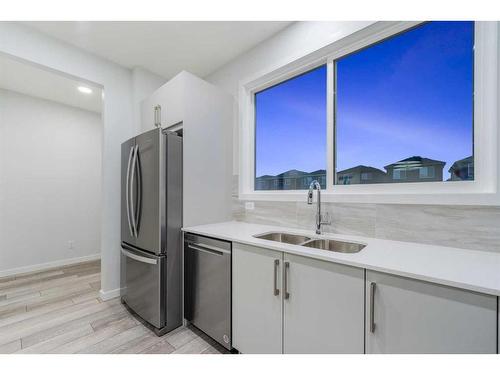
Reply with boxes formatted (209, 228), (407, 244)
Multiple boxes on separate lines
(184, 233), (232, 350)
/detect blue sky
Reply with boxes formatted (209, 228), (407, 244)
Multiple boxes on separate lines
(255, 65), (327, 176)
(255, 21), (474, 180)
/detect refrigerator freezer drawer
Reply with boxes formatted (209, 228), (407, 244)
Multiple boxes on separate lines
(184, 234), (232, 350)
(121, 244), (165, 329)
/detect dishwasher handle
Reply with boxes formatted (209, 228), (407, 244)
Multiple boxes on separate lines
(187, 242), (231, 256)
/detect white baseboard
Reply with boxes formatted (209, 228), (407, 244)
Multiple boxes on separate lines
(0, 253), (101, 278)
(100, 287), (122, 301)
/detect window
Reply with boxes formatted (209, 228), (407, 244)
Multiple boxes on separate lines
(361, 172), (372, 181)
(335, 21), (474, 185)
(339, 174), (352, 185)
(393, 169), (406, 180)
(254, 65), (327, 190)
(241, 21), (498, 204)
(467, 163), (474, 179)
(419, 166), (435, 179)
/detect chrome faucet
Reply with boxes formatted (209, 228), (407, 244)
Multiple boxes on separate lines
(307, 180), (331, 235)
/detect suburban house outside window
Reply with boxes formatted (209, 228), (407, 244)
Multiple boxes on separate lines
(448, 156), (474, 181)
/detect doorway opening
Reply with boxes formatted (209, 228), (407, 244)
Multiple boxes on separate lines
(0, 54), (104, 293)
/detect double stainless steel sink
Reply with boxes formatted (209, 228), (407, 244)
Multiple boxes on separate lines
(253, 232), (365, 254)
(255, 232), (312, 245)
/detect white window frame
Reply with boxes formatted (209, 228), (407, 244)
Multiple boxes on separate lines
(239, 21), (500, 205)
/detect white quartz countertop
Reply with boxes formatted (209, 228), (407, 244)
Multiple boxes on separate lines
(182, 221), (500, 296)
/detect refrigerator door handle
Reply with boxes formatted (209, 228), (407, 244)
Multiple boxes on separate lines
(125, 146), (134, 237)
(134, 146), (142, 235)
(130, 145), (139, 238)
(121, 248), (157, 265)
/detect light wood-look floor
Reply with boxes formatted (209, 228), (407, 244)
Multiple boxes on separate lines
(0, 260), (224, 354)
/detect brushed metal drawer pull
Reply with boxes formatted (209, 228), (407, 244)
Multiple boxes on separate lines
(370, 282), (376, 333)
(273, 259), (280, 296)
(284, 261), (290, 300)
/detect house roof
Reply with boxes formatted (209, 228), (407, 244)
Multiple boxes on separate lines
(309, 169), (327, 175)
(275, 169), (308, 178)
(256, 169), (326, 180)
(384, 156), (446, 170)
(337, 165), (386, 175)
(448, 156), (473, 172)
(255, 169), (307, 180)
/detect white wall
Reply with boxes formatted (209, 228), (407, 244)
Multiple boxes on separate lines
(0, 89), (102, 275)
(0, 22), (134, 298)
(140, 71), (233, 226)
(207, 21), (500, 253)
(205, 21), (375, 174)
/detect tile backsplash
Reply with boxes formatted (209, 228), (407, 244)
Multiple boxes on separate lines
(232, 176), (500, 253)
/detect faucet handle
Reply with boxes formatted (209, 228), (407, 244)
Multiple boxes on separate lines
(320, 212), (332, 225)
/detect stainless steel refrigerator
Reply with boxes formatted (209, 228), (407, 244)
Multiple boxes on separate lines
(120, 128), (182, 335)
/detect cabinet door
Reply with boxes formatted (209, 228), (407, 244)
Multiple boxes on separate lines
(366, 270), (497, 354)
(140, 92), (158, 132)
(232, 243), (283, 354)
(154, 79), (183, 127)
(283, 254), (364, 353)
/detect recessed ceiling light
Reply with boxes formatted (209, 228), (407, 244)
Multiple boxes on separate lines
(78, 86), (93, 94)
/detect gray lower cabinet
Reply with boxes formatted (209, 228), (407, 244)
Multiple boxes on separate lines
(283, 253), (364, 353)
(232, 243), (283, 354)
(232, 243), (364, 354)
(365, 270), (498, 354)
(233, 242), (498, 354)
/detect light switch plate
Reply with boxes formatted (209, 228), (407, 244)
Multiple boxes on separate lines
(245, 202), (255, 210)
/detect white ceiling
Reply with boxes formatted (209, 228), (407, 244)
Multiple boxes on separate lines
(21, 21), (293, 79)
(0, 55), (102, 113)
